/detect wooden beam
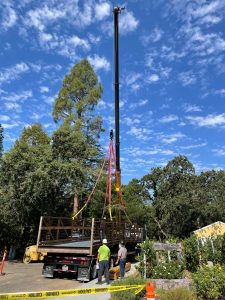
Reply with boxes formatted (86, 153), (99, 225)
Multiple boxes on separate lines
(36, 216), (43, 249)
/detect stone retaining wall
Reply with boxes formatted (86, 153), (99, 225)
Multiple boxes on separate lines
(152, 279), (192, 290)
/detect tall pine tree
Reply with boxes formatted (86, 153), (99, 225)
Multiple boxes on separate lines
(52, 59), (104, 211)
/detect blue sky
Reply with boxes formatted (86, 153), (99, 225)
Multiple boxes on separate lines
(0, 0), (225, 184)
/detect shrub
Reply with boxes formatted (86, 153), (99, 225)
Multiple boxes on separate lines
(110, 276), (145, 300)
(136, 239), (157, 277)
(152, 261), (184, 279)
(158, 287), (196, 300)
(192, 264), (225, 300)
(183, 235), (200, 272)
(183, 234), (225, 272)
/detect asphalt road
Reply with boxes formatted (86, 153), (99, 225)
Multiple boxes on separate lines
(0, 261), (81, 295)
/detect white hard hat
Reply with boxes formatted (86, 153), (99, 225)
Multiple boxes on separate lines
(103, 238), (107, 244)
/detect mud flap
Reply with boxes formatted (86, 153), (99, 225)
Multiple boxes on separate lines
(42, 264), (54, 278)
(77, 267), (90, 281)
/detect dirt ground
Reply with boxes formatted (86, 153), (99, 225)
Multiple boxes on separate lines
(0, 260), (82, 295)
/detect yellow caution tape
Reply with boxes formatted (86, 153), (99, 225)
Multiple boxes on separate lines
(0, 285), (145, 299)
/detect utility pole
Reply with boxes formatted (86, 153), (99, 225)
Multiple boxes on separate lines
(113, 6), (124, 191)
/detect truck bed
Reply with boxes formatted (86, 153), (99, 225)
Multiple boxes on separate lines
(37, 216), (143, 255)
(39, 240), (101, 254)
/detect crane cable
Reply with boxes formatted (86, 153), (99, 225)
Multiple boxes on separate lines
(71, 149), (109, 220)
(72, 136), (130, 222)
(103, 139), (129, 221)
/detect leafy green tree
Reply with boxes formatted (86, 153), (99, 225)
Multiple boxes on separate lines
(0, 124), (70, 249)
(122, 179), (146, 223)
(142, 167), (164, 203)
(196, 170), (225, 227)
(142, 156), (197, 239)
(119, 179), (157, 238)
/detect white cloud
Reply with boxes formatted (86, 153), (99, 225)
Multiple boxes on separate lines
(43, 95), (55, 105)
(88, 34), (101, 44)
(119, 100), (126, 109)
(159, 115), (178, 123)
(120, 11), (139, 34)
(213, 147), (225, 156)
(0, 115), (10, 122)
(3, 132), (16, 143)
(125, 146), (174, 157)
(127, 126), (152, 141)
(40, 86), (50, 93)
(147, 74), (159, 83)
(183, 104), (202, 112)
(1, 90), (32, 102)
(163, 0), (225, 73)
(186, 113), (225, 127)
(69, 36), (90, 50)
(122, 117), (140, 126)
(39, 32), (52, 42)
(104, 115), (115, 127)
(192, 1), (222, 18)
(188, 27), (225, 56)
(125, 73), (141, 86)
(0, 1), (17, 31)
(88, 55), (110, 71)
(1, 121), (20, 129)
(38, 32), (90, 60)
(4, 102), (22, 112)
(160, 132), (185, 144)
(214, 89), (225, 96)
(178, 71), (197, 86)
(0, 63), (29, 85)
(25, 5), (66, 31)
(24, 0), (111, 32)
(95, 2), (110, 21)
(30, 112), (46, 120)
(97, 100), (107, 110)
(181, 143), (207, 150)
(199, 15), (221, 25)
(141, 27), (164, 45)
(102, 9), (139, 36)
(125, 72), (142, 91)
(129, 99), (148, 109)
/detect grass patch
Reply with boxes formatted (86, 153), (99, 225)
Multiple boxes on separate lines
(158, 287), (196, 300)
(110, 275), (145, 300)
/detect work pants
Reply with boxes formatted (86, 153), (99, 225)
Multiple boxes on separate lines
(120, 258), (126, 278)
(98, 260), (110, 284)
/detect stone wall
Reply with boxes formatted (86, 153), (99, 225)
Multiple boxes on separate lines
(152, 279), (192, 290)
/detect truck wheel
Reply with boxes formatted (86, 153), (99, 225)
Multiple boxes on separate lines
(23, 256), (31, 264)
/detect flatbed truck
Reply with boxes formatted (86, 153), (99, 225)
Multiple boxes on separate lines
(37, 216), (143, 281)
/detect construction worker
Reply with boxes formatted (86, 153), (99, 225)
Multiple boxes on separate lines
(115, 241), (127, 279)
(96, 238), (110, 285)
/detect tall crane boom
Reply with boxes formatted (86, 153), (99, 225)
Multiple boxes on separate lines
(113, 6), (124, 188)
